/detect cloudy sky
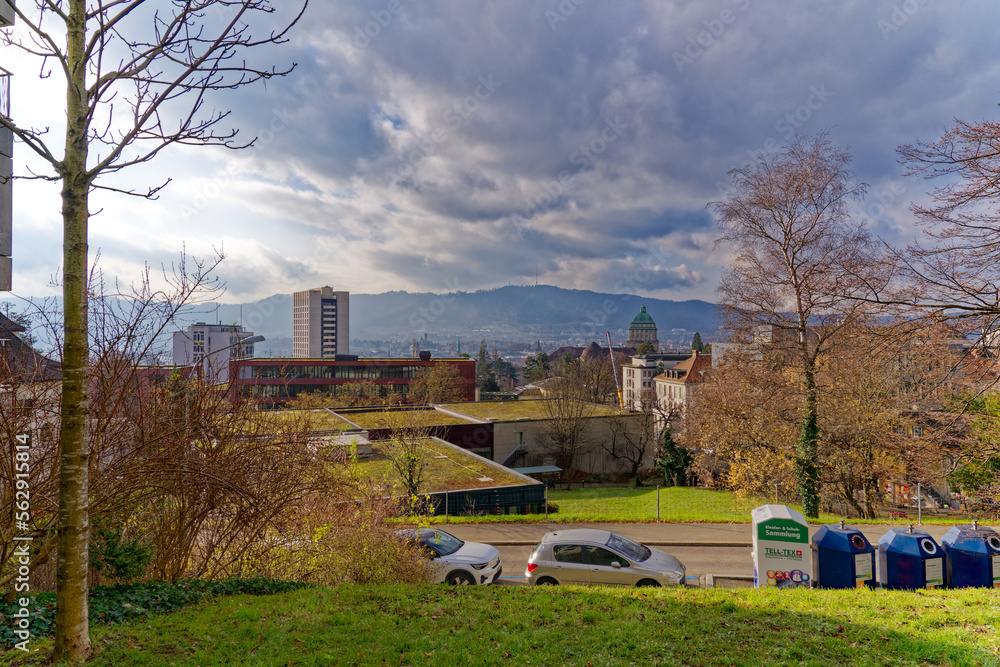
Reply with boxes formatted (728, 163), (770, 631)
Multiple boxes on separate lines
(6, 0), (1000, 304)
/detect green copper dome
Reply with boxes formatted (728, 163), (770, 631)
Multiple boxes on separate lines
(630, 305), (656, 327)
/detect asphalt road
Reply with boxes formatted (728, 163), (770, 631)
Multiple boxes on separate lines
(441, 522), (756, 586)
(491, 543), (754, 586)
(440, 521), (963, 588)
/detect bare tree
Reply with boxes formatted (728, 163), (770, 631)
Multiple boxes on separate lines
(578, 351), (626, 406)
(603, 410), (656, 486)
(540, 371), (599, 484)
(896, 111), (1000, 337)
(1, 1), (307, 658)
(710, 133), (885, 517)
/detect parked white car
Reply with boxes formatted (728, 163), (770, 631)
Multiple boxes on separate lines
(525, 529), (685, 587)
(397, 528), (503, 585)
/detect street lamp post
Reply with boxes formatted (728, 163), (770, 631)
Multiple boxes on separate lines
(199, 334), (265, 383)
(215, 335), (265, 402)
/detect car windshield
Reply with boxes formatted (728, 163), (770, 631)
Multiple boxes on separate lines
(418, 529), (464, 556)
(606, 532), (650, 562)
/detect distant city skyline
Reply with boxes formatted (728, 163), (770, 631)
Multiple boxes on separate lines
(6, 1), (1000, 303)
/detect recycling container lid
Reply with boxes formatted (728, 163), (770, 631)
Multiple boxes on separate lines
(942, 524), (1000, 555)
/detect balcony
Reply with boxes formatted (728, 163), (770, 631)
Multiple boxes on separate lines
(1, 1), (13, 28)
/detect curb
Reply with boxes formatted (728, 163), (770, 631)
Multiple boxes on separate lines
(484, 540), (752, 548)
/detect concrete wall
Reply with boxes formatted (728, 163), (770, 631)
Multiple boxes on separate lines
(492, 411), (652, 476)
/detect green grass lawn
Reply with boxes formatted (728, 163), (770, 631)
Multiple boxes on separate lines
(429, 487), (997, 525)
(5, 584), (998, 666)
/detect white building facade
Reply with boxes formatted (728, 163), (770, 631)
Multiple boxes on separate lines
(293, 286), (350, 358)
(622, 353), (689, 411)
(653, 351), (712, 417)
(172, 323), (257, 383)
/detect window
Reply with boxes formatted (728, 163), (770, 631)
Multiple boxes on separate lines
(585, 546), (627, 568)
(606, 532), (649, 561)
(552, 544), (585, 564)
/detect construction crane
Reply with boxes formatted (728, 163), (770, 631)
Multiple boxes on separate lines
(606, 331), (624, 409)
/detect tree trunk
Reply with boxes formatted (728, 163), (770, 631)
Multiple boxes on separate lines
(54, 0), (93, 660)
(795, 367), (821, 518)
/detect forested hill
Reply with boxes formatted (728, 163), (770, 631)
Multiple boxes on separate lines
(205, 285), (719, 342)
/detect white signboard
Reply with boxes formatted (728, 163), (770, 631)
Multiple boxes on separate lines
(924, 558), (944, 588)
(854, 553), (874, 588)
(752, 505), (811, 588)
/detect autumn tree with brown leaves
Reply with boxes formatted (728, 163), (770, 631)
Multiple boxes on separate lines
(710, 134), (888, 518)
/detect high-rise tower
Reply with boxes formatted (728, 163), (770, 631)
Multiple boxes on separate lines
(293, 286), (350, 358)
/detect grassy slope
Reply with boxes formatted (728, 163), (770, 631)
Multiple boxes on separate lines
(6, 585), (999, 666)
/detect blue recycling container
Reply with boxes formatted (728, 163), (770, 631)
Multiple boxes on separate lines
(941, 523), (1000, 588)
(811, 521), (876, 589)
(878, 526), (945, 590)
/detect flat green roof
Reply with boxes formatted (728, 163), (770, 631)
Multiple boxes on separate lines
(266, 409), (359, 432)
(337, 408), (477, 429)
(353, 438), (531, 492)
(438, 399), (628, 421)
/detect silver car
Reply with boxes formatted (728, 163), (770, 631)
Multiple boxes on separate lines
(397, 528), (503, 585)
(525, 529), (685, 587)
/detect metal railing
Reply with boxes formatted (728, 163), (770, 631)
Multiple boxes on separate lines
(500, 442), (528, 468)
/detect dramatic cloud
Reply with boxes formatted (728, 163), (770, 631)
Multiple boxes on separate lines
(8, 0), (1000, 304)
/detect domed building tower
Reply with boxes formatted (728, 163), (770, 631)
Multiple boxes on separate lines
(627, 305), (659, 352)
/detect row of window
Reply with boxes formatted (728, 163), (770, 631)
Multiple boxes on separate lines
(248, 364), (429, 380)
(244, 383), (411, 399)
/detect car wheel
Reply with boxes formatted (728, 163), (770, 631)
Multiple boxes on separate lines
(535, 577), (559, 586)
(636, 579), (661, 588)
(446, 571), (475, 586)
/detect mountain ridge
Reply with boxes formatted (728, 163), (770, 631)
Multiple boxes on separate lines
(204, 284), (719, 344)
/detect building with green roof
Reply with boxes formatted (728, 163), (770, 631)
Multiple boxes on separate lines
(627, 305), (658, 352)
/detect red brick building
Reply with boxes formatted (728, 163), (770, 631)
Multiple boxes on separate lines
(229, 354), (475, 407)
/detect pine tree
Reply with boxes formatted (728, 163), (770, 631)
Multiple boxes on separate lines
(656, 428), (693, 487)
